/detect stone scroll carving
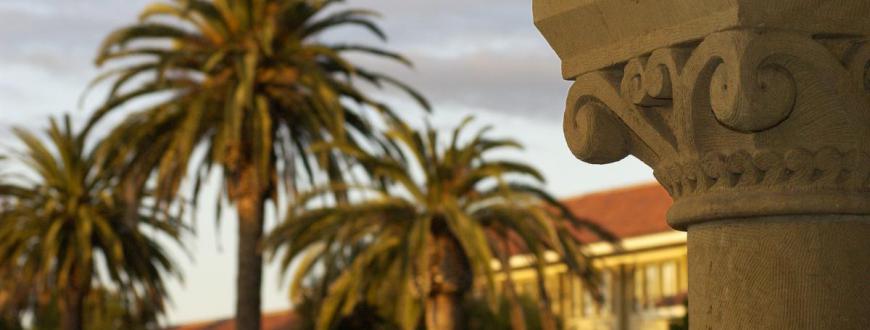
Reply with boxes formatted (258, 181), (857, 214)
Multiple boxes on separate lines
(564, 30), (870, 228)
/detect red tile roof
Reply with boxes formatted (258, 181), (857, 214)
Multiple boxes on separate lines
(497, 182), (675, 255)
(166, 310), (300, 330)
(561, 182), (674, 242)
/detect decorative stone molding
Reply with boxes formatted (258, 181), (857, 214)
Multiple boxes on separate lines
(533, 0), (870, 79)
(560, 30), (870, 228)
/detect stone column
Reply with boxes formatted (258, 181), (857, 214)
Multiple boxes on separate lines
(532, 1), (870, 329)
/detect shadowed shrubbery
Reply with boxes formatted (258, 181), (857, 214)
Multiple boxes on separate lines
(463, 295), (562, 330)
(293, 292), (562, 330)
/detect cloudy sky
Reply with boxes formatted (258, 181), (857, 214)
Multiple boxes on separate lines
(0, 0), (653, 325)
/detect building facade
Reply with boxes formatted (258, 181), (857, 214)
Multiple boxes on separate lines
(169, 183), (684, 330)
(502, 183), (686, 330)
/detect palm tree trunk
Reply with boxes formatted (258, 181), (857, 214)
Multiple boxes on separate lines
(425, 293), (462, 330)
(539, 310), (558, 330)
(58, 289), (86, 330)
(508, 297), (527, 330)
(234, 165), (265, 330)
(58, 266), (91, 330)
(425, 224), (471, 330)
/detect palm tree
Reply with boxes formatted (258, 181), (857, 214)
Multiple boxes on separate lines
(0, 157), (28, 330)
(266, 117), (614, 330)
(0, 116), (182, 330)
(87, 1), (426, 328)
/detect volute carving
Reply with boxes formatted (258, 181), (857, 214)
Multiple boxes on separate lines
(564, 30), (870, 228)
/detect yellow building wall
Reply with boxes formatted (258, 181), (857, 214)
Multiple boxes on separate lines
(498, 233), (688, 330)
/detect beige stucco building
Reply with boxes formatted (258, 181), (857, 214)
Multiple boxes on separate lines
(502, 184), (687, 330)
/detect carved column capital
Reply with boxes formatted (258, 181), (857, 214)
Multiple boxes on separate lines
(536, 0), (870, 228)
(556, 29), (870, 228)
(536, 3), (870, 328)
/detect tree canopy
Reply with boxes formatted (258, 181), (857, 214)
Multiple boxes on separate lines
(266, 117), (614, 330)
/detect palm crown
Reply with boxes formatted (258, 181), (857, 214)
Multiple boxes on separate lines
(90, 0), (426, 205)
(266, 118), (613, 330)
(0, 116), (182, 329)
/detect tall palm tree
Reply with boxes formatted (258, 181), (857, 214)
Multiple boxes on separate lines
(87, 1), (426, 328)
(0, 116), (182, 330)
(266, 118), (614, 330)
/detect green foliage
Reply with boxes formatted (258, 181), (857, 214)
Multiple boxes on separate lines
(284, 239), (400, 330)
(293, 292), (561, 330)
(0, 115), (183, 328)
(463, 295), (561, 330)
(295, 296), (400, 330)
(0, 314), (23, 330)
(266, 117), (613, 330)
(30, 288), (161, 330)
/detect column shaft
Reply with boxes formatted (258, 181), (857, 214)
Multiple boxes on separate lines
(688, 216), (870, 329)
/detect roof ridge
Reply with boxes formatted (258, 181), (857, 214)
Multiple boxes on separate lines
(559, 181), (660, 202)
